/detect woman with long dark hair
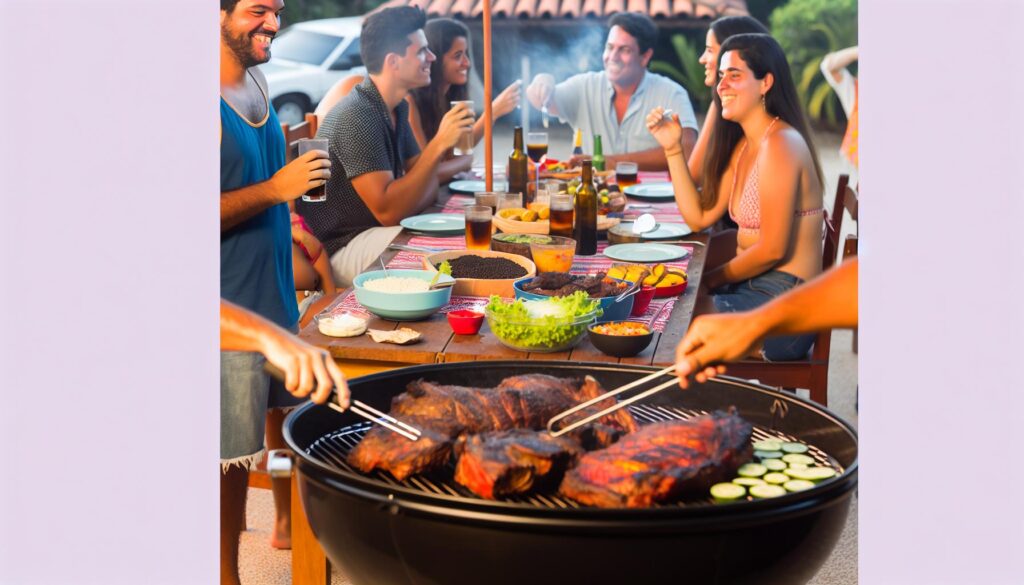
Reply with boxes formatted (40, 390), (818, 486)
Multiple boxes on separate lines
(402, 18), (519, 183)
(688, 16), (769, 180)
(647, 33), (825, 361)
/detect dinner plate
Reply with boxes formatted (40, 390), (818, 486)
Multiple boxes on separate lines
(449, 179), (508, 195)
(603, 243), (690, 263)
(623, 182), (675, 200)
(641, 222), (693, 240)
(400, 213), (466, 235)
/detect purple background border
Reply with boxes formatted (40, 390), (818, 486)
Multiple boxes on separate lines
(2, 0), (1023, 582)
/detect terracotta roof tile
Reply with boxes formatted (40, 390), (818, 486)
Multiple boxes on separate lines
(377, 0), (747, 20)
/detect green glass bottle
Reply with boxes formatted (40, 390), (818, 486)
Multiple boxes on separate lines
(574, 159), (598, 255)
(508, 126), (529, 203)
(591, 134), (605, 172)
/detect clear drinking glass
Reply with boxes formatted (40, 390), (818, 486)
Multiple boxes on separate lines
(549, 193), (574, 238)
(474, 191), (500, 214)
(297, 138), (330, 202)
(451, 100), (474, 156)
(615, 161), (639, 188)
(464, 205), (493, 251)
(497, 192), (523, 212)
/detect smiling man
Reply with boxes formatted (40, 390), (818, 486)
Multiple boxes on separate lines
(526, 13), (698, 171)
(296, 6), (474, 288)
(219, 0), (336, 583)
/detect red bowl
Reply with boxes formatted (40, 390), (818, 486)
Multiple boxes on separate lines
(653, 280), (688, 298)
(447, 309), (485, 335)
(629, 285), (657, 316)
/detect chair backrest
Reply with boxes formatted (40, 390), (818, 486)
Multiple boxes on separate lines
(280, 112), (320, 162)
(823, 174), (859, 270)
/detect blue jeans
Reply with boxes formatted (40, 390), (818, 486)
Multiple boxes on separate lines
(220, 349), (302, 468)
(712, 271), (817, 361)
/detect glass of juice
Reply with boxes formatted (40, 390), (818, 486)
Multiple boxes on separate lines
(464, 205), (493, 251)
(615, 161), (639, 189)
(529, 236), (576, 273)
(549, 193), (574, 238)
(297, 138), (330, 202)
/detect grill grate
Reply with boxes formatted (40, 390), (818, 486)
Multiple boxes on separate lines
(306, 403), (843, 509)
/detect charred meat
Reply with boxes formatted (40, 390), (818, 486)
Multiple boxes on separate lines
(347, 374), (638, 480)
(521, 272), (629, 298)
(454, 430), (584, 499)
(559, 409), (753, 508)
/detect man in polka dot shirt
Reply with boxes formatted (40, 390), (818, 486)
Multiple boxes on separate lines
(296, 6), (475, 287)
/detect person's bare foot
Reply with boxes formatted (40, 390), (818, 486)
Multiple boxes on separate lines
(271, 515), (291, 550)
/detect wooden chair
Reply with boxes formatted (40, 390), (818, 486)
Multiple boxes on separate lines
(280, 112), (320, 162)
(719, 174), (859, 406)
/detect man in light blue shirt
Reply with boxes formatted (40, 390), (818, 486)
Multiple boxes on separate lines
(526, 13), (698, 171)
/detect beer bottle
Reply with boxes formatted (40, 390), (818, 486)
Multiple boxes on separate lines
(572, 128), (584, 156)
(508, 126), (529, 203)
(574, 159), (598, 255)
(592, 134), (605, 172)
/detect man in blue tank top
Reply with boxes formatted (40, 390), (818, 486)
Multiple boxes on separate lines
(219, 1), (346, 583)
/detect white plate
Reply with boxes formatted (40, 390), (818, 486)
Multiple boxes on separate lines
(603, 243), (690, 262)
(399, 213), (466, 234)
(642, 222), (693, 240)
(449, 179), (508, 195)
(623, 182), (674, 200)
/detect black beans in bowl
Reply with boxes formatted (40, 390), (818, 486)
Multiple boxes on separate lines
(435, 256), (529, 280)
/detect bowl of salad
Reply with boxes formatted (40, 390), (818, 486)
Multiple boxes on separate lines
(484, 291), (602, 353)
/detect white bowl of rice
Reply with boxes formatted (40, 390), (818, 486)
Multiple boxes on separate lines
(352, 269), (455, 321)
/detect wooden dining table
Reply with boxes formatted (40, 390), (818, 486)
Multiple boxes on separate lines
(287, 175), (709, 584)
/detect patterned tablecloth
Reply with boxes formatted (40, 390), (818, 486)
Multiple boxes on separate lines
(332, 172), (690, 333)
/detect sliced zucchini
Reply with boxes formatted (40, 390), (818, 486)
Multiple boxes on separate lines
(754, 450), (784, 460)
(788, 463), (809, 470)
(763, 472), (789, 485)
(752, 440), (782, 452)
(783, 479), (816, 492)
(763, 459), (788, 472)
(749, 484), (787, 499)
(781, 453), (815, 466)
(786, 466), (837, 482)
(737, 463), (767, 478)
(732, 477), (766, 487)
(710, 482), (746, 502)
(781, 442), (809, 454)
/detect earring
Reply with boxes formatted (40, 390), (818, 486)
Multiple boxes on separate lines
(761, 94), (766, 111)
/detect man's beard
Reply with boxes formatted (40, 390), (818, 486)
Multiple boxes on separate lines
(222, 25), (269, 68)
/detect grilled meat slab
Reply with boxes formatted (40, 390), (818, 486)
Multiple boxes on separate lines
(454, 430), (584, 499)
(347, 374), (638, 480)
(559, 409), (753, 508)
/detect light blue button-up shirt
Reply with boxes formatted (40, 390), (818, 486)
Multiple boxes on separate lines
(553, 70), (698, 155)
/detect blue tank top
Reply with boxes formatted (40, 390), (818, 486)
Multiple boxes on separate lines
(220, 87), (298, 329)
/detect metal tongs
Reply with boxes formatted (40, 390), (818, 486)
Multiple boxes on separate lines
(547, 365), (678, 437)
(263, 363), (421, 441)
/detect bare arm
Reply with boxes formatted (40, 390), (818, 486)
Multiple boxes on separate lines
(220, 299), (348, 405)
(351, 103), (474, 225)
(821, 46), (858, 84)
(675, 258), (857, 387)
(405, 96), (472, 183)
(703, 132), (800, 289)
(646, 107), (729, 231)
(315, 74), (364, 125)
(589, 128), (697, 172)
(473, 80), (522, 144)
(221, 150), (332, 231)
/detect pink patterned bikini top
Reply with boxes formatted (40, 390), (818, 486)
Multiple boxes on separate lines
(728, 118), (824, 232)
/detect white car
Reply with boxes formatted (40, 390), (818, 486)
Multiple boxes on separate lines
(260, 17), (366, 126)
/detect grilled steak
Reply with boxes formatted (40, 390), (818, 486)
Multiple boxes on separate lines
(559, 409), (753, 508)
(454, 430), (584, 499)
(347, 374), (638, 480)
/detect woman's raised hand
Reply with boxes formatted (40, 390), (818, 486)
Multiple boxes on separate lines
(492, 80), (522, 118)
(646, 106), (683, 151)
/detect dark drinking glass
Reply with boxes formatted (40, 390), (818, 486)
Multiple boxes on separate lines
(465, 205), (493, 251)
(550, 193), (575, 238)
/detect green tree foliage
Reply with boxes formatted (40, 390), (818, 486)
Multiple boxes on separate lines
(281, 0), (387, 26)
(770, 0), (857, 128)
(650, 33), (711, 114)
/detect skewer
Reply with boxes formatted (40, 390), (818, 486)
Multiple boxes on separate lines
(547, 365), (677, 437)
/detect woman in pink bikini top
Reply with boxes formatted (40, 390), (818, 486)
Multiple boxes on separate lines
(647, 33), (825, 293)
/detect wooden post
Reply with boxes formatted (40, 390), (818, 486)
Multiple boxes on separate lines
(291, 472), (330, 585)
